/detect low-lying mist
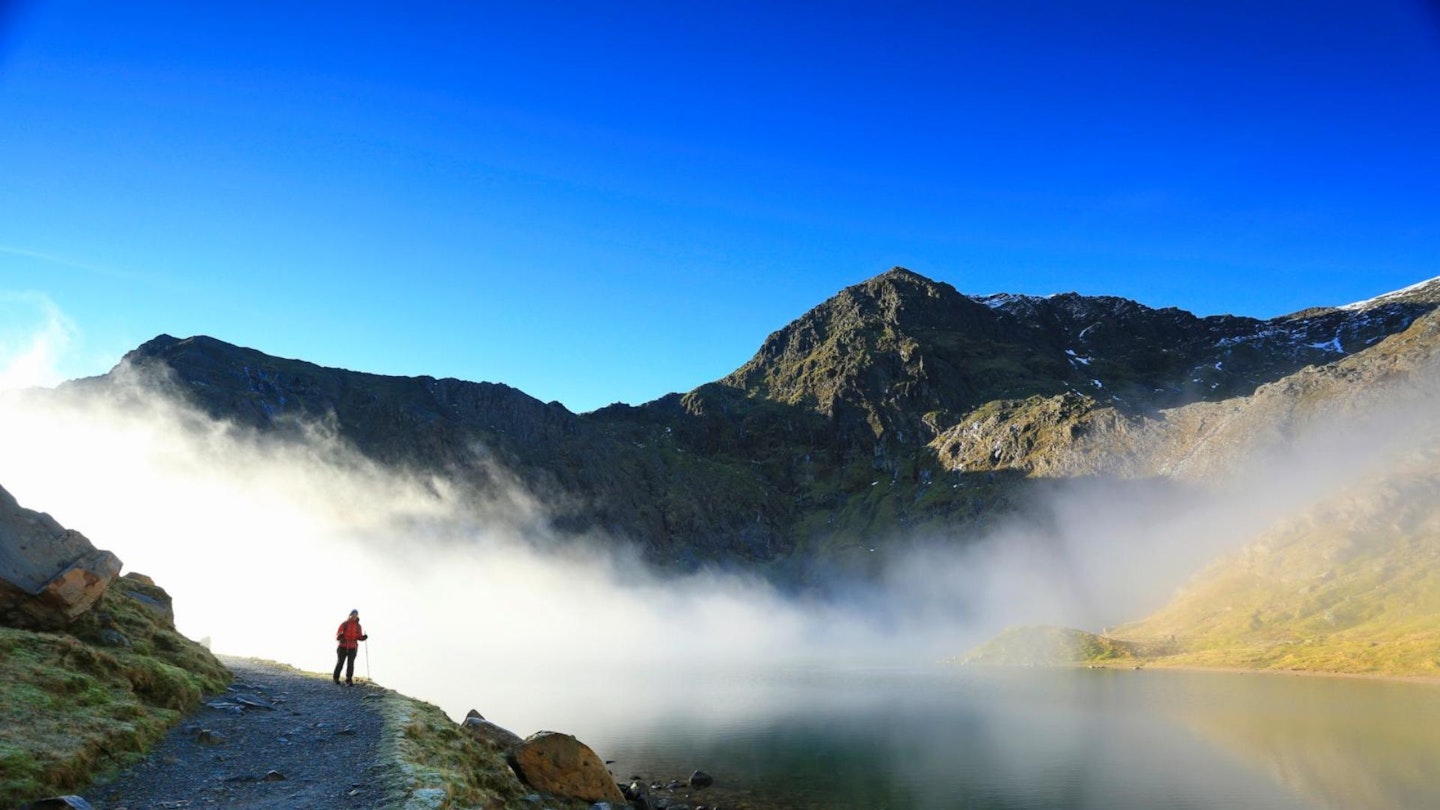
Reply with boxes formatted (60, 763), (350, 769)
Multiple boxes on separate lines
(2, 334), (1436, 739)
(0, 366), (880, 734)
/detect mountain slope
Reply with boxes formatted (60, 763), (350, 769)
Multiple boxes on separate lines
(724, 268), (1436, 448)
(1110, 440), (1440, 674)
(945, 295), (1440, 483)
(716, 268), (1438, 495)
(1103, 311), (1440, 673)
(951, 304), (1440, 674)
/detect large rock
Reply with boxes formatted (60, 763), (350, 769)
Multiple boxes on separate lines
(115, 572), (175, 629)
(460, 709), (523, 751)
(510, 731), (624, 804)
(0, 484), (123, 630)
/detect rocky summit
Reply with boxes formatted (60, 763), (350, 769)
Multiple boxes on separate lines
(56, 269), (1440, 593)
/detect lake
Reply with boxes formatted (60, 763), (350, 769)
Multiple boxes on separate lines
(528, 666), (1440, 810)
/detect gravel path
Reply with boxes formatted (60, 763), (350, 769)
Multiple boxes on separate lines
(88, 656), (403, 809)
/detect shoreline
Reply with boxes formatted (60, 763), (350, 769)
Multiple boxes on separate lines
(1082, 659), (1440, 686)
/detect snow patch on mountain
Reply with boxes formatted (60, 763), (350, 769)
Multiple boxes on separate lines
(1340, 276), (1440, 311)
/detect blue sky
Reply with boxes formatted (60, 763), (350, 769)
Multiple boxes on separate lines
(1, 1), (1438, 411)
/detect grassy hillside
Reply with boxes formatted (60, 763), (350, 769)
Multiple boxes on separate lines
(958, 439), (1440, 677)
(0, 585), (230, 805)
(1113, 449), (1440, 675)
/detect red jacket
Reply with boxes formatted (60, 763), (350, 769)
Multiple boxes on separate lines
(336, 617), (366, 649)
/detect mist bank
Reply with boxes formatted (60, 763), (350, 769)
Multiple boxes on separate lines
(0, 371), (941, 730)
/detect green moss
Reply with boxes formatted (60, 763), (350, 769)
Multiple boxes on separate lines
(0, 586), (230, 807)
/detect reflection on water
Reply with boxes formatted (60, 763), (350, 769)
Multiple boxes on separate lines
(521, 667), (1440, 810)
(1165, 672), (1440, 810)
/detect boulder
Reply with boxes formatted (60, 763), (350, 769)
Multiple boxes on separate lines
(0, 485), (123, 630)
(117, 572), (175, 629)
(511, 731), (624, 804)
(460, 713), (523, 751)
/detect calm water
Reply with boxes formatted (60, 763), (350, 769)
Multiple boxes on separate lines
(571, 667), (1440, 810)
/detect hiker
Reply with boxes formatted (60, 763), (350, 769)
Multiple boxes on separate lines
(333, 609), (368, 686)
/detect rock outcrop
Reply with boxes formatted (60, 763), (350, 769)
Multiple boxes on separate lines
(113, 572), (176, 630)
(0, 484), (123, 630)
(459, 709), (523, 752)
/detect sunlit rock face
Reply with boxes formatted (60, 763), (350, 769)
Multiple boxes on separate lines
(0, 484), (123, 630)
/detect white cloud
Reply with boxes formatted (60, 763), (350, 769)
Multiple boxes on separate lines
(0, 290), (79, 390)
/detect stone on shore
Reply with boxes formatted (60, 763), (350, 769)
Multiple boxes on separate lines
(511, 731), (624, 804)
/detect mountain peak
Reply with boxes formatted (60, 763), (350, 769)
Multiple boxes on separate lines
(854, 266), (953, 300)
(875, 266), (930, 282)
(120, 334), (280, 372)
(719, 268), (1009, 445)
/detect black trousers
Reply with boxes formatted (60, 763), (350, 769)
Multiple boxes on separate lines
(334, 646), (358, 683)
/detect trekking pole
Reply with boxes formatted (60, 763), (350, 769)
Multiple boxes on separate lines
(364, 639), (371, 683)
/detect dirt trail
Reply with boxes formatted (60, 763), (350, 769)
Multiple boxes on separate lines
(87, 656), (402, 809)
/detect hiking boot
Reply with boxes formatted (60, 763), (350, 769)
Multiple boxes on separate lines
(346, 680), (354, 687)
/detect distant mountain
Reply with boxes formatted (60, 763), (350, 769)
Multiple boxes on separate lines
(54, 270), (1440, 622)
